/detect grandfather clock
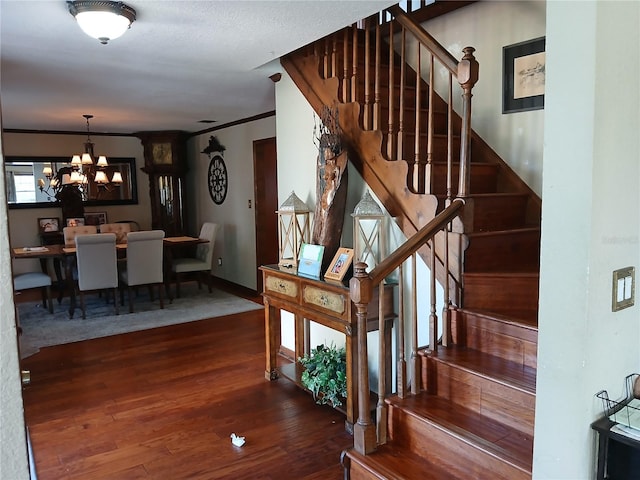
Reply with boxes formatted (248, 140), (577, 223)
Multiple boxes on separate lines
(138, 131), (188, 236)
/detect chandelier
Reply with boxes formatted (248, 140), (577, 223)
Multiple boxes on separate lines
(38, 115), (122, 200)
(67, 1), (137, 45)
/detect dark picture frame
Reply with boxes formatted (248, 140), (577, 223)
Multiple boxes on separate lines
(502, 36), (545, 114)
(38, 217), (60, 233)
(84, 211), (107, 226)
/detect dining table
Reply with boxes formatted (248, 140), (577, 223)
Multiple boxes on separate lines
(12, 235), (208, 318)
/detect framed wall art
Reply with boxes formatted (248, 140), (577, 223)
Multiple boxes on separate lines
(502, 36), (545, 114)
(38, 217), (60, 233)
(324, 247), (354, 283)
(66, 217), (85, 227)
(84, 211), (107, 226)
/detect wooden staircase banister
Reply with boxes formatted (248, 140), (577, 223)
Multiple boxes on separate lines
(368, 198), (465, 285)
(385, 4), (459, 75)
(349, 197), (465, 455)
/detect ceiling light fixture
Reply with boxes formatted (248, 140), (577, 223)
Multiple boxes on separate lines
(67, 1), (136, 45)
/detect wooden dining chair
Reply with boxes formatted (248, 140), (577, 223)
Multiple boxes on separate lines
(119, 230), (165, 313)
(75, 233), (119, 319)
(171, 222), (218, 298)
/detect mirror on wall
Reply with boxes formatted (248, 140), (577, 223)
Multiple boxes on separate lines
(5, 156), (138, 208)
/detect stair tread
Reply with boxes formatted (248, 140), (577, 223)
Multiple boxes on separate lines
(387, 394), (534, 472)
(422, 347), (537, 394)
(457, 307), (538, 331)
(345, 444), (466, 480)
(466, 226), (540, 238)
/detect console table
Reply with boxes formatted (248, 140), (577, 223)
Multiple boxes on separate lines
(260, 265), (395, 433)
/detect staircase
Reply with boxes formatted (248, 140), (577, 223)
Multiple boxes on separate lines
(282, 5), (540, 479)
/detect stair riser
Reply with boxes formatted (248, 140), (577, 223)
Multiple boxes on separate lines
(388, 404), (531, 480)
(421, 359), (535, 436)
(463, 274), (539, 318)
(441, 195), (530, 231)
(464, 230), (541, 273)
(451, 310), (538, 369)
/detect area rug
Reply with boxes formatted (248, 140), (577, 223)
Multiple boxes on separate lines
(17, 284), (262, 358)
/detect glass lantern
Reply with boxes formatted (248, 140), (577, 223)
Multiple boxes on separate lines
(277, 191), (310, 270)
(352, 190), (385, 272)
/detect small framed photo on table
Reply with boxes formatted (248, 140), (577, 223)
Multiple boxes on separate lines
(84, 211), (107, 226)
(66, 217), (85, 227)
(324, 247), (354, 282)
(38, 217), (60, 234)
(297, 243), (325, 278)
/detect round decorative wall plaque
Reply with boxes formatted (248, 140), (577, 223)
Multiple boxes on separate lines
(208, 153), (228, 205)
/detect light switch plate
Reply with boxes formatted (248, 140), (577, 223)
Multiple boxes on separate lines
(612, 266), (635, 312)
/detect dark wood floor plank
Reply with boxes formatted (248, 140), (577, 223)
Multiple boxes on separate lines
(21, 308), (353, 479)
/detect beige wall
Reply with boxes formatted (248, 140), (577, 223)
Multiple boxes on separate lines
(3, 132), (150, 274)
(186, 117), (276, 291)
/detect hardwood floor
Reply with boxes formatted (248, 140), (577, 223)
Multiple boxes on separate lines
(20, 306), (352, 479)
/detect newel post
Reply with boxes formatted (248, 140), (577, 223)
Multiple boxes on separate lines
(456, 46), (479, 198)
(349, 261), (377, 454)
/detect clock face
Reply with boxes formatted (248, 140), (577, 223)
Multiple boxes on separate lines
(152, 142), (173, 165)
(208, 154), (228, 205)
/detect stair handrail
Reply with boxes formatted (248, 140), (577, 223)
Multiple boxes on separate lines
(386, 4), (479, 198)
(349, 197), (465, 454)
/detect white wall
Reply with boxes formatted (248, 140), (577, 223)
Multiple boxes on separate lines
(419, 1), (546, 195)
(534, 1), (640, 478)
(0, 120), (31, 480)
(187, 117), (276, 290)
(3, 132), (149, 274)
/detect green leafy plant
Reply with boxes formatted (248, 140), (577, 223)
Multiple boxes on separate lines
(298, 344), (347, 408)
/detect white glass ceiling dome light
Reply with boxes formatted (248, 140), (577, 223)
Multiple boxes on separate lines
(67, 1), (136, 45)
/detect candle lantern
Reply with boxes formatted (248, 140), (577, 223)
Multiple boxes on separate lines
(277, 191), (310, 270)
(352, 190), (385, 272)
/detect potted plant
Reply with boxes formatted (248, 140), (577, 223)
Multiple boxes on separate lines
(298, 343), (347, 408)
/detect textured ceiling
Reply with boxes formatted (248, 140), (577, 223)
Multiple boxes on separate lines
(0, 0), (394, 134)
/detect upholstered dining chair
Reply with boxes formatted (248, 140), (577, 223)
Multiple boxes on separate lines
(63, 225), (97, 246)
(75, 233), (119, 319)
(119, 230), (165, 313)
(99, 223), (131, 244)
(171, 222), (218, 298)
(13, 272), (53, 313)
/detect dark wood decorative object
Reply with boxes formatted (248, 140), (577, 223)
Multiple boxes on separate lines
(311, 106), (348, 272)
(138, 131), (188, 236)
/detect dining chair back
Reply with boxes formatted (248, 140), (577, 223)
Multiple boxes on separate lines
(119, 230), (165, 313)
(171, 222), (218, 298)
(75, 233), (119, 319)
(63, 225), (97, 246)
(99, 223), (131, 243)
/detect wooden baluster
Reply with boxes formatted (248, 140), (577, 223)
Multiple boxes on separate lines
(350, 262), (377, 454)
(425, 52), (434, 193)
(397, 262), (406, 398)
(373, 20), (381, 131)
(332, 35), (338, 79)
(410, 253), (419, 394)
(412, 44), (422, 193)
(323, 38), (329, 79)
(442, 225), (450, 347)
(429, 237), (438, 352)
(397, 26), (405, 162)
(364, 17), (371, 130)
(376, 282), (387, 444)
(457, 46), (479, 198)
(447, 74), (453, 202)
(386, 20), (395, 160)
(351, 23), (358, 103)
(342, 28), (349, 103)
